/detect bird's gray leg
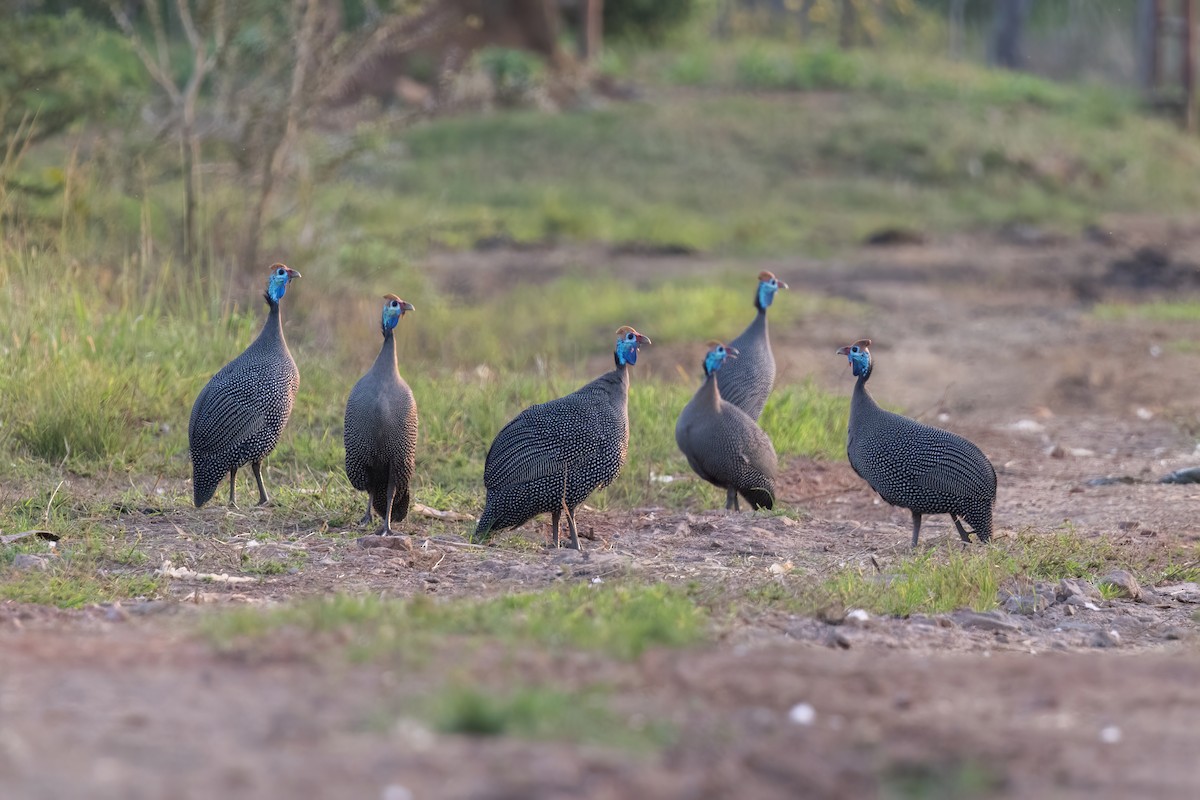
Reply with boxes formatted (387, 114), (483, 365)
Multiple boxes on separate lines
(565, 506), (581, 551)
(228, 466), (238, 508)
(910, 512), (923, 548)
(359, 495), (373, 527)
(251, 461), (270, 506)
(380, 475), (397, 536)
(550, 508), (562, 548)
(951, 515), (973, 544)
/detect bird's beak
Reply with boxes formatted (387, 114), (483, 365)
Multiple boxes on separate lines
(835, 346), (851, 356)
(400, 300), (415, 312)
(285, 268), (302, 279)
(777, 279), (789, 289)
(725, 346), (740, 358)
(635, 333), (651, 345)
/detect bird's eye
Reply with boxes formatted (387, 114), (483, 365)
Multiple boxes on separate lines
(850, 346), (859, 353)
(390, 300), (399, 308)
(276, 268), (286, 276)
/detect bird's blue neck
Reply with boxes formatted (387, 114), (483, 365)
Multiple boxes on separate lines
(755, 283), (775, 312)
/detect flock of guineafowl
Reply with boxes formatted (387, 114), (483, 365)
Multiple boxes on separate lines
(188, 263), (997, 549)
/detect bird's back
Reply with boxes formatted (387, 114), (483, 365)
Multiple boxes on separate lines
(677, 378), (777, 508)
(718, 313), (775, 420)
(190, 333), (298, 463)
(478, 369), (629, 533)
(848, 396), (995, 515)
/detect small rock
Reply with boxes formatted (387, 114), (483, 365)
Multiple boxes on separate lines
(1162, 627), (1186, 641)
(788, 703), (816, 726)
(1003, 593), (1048, 616)
(1090, 629), (1120, 648)
(356, 535), (414, 552)
(1099, 725), (1122, 744)
(381, 785), (414, 800)
(823, 629), (851, 649)
(1098, 570), (1141, 601)
(11, 554), (48, 571)
(1057, 578), (1101, 602)
(816, 606), (846, 625)
(845, 608), (870, 626)
(952, 610), (1021, 633)
(1065, 596), (1102, 611)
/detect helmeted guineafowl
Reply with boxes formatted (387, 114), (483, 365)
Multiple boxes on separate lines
(189, 263), (301, 508)
(836, 339), (996, 546)
(344, 294), (418, 535)
(474, 326), (651, 550)
(676, 342), (778, 511)
(718, 271), (789, 421)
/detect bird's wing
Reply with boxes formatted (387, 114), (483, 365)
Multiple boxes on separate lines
(482, 406), (570, 490)
(189, 365), (270, 455)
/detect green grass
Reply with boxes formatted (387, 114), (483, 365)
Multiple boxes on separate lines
(0, 570), (160, 608)
(746, 529), (1131, 616)
(429, 685), (673, 750)
(1093, 301), (1200, 323)
(203, 581), (709, 661)
(0, 245), (850, 514)
(0, 484), (164, 607)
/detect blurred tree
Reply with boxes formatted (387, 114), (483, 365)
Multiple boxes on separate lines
(988, 0), (1032, 69)
(0, 10), (131, 144)
(107, 0), (227, 264)
(603, 0), (695, 44)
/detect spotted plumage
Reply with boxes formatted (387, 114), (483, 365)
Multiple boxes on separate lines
(837, 339), (997, 546)
(474, 326), (651, 549)
(676, 342), (778, 511)
(344, 294), (418, 535)
(718, 270), (788, 421)
(189, 263), (301, 507)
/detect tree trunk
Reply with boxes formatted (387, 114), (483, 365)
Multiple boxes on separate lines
(242, 0), (324, 269)
(949, 0), (966, 59)
(580, 0), (603, 62)
(989, 0), (1032, 70)
(1184, 0), (1195, 131)
(839, 0), (858, 49)
(1136, 0), (1159, 91)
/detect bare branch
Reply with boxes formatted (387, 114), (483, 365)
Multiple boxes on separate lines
(145, 0), (172, 85)
(107, 1), (182, 104)
(175, 0), (203, 51)
(316, 1), (453, 107)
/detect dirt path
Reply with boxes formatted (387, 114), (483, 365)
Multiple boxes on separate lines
(5, 220), (1200, 798)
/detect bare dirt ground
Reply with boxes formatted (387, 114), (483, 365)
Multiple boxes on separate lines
(5, 217), (1200, 799)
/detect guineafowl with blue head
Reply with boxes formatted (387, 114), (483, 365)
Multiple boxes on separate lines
(189, 263), (301, 508)
(344, 294), (418, 535)
(475, 326), (651, 550)
(676, 342), (778, 511)
(719, 271), (788, 421)
(837, 338), (996, 546)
